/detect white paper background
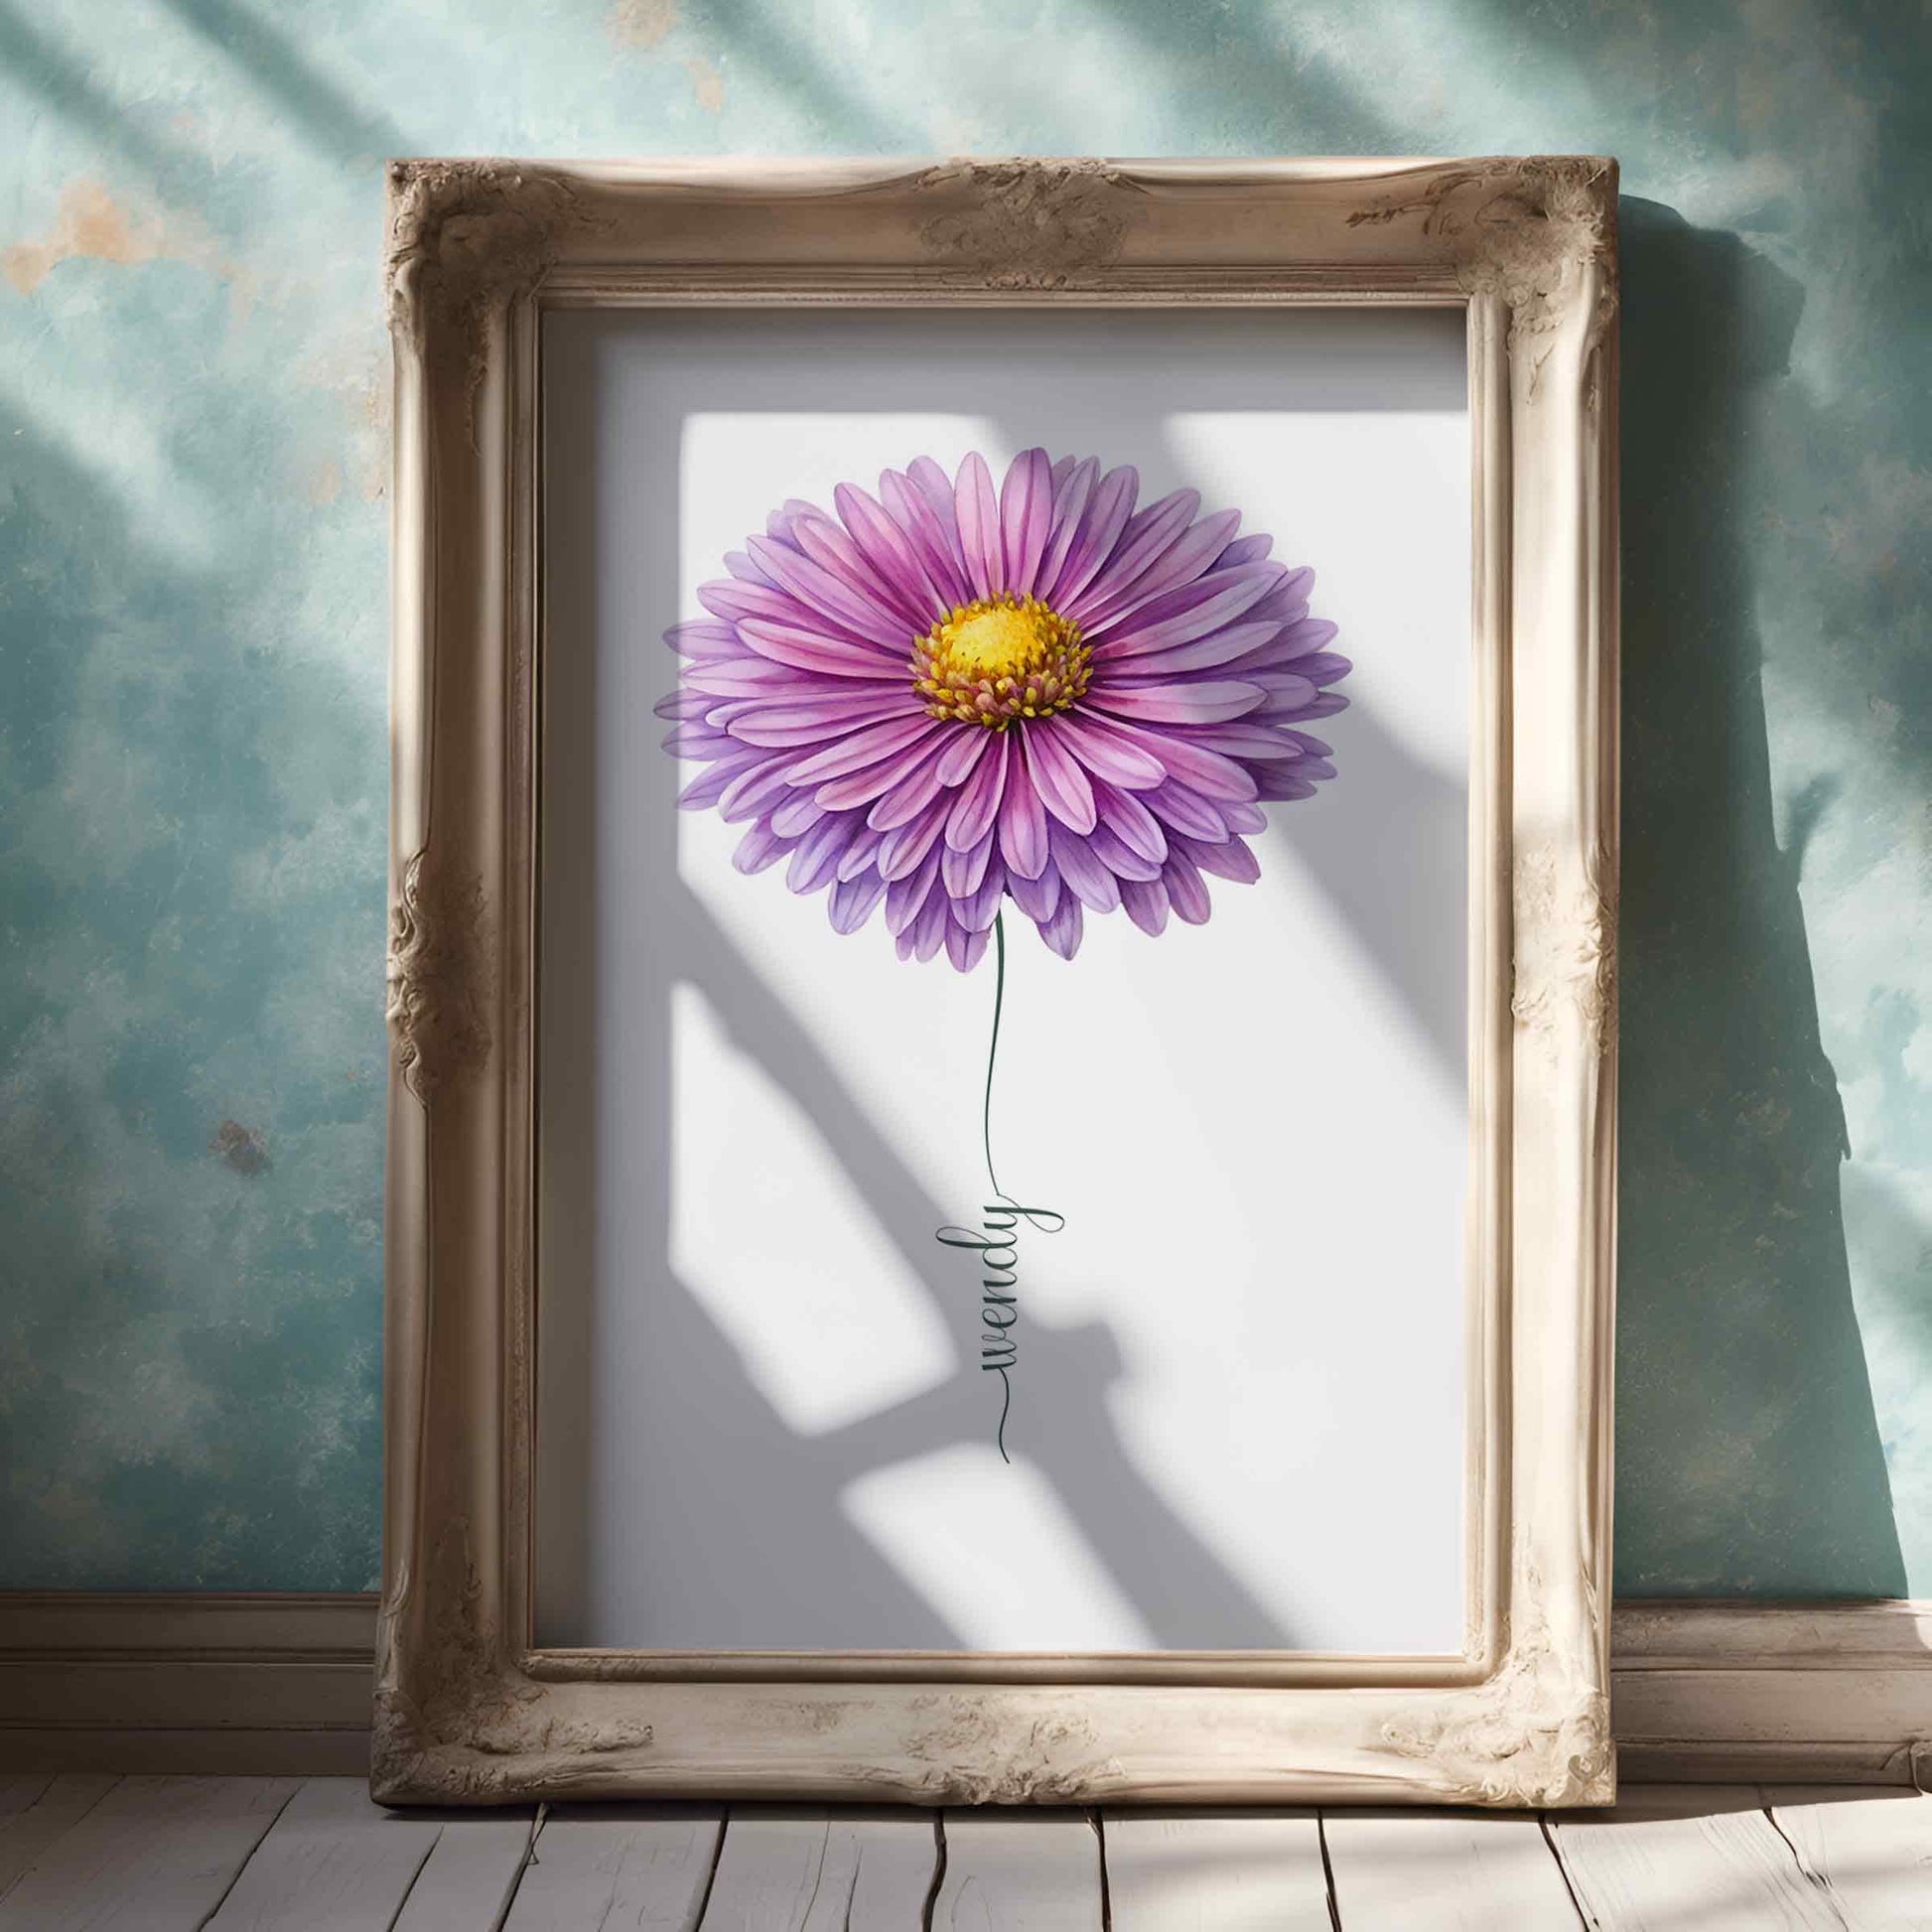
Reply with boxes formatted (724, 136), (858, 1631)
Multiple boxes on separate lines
(536, 308), (1470, 1654)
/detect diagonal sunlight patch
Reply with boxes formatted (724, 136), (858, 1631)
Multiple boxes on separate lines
(671, 980), (956, 1436)
(842, 1444), (1158, 1652)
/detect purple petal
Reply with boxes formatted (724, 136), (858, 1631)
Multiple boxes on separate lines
(786, 715), (942, 786)
(942, 828), (997, 898)
(718, 759), (800, 823)
(747, 531), (904, 643)
(1247, 671), (1321, 711)
(737, 618), (902, 678)
(837, 481), (953, 625)
(1039, 891), (1085, 960)
(1172, 831), (1261, 883)
(1170, 721), (1316, 761)
(877, 796), (950, 881)
(682, 658), (843, 699)
(945, 729), (1010, 852)
(1271, 690), (1350, 722)
(1006, 860), (1061, 922)
(1296, 651), (1353, 686)
(1252, 762), (1321, 801)
(1120, 876), (1170, 935)
(1000, 447), (1053, 597)
(868, 755), (949, 832)
(734, 822), (795, 874)
(907, 455), (961, 526)
(767, 791), (826, 838)
(946, 918), (990, 972)
(677, 752), (767, 812)
(785, 811), (857, 894)
(1080, 507), (1239, 632)
(1086, 821), (1162, 882)
(935, 726), (992, 787)
(1091, 777), (1168, 864)
(726, 690), (920, 748)
(1259, 564), (1316, 610)
(1144, 778), (1229, 842)
(1163, 848), (1212, 924)
(1094, 568), (1285, 658)
(910, 888), (950, 961)
(997, 755), (1050, 880)
(815, 730), (956, 810)
(1047, 820), (1122, 912)
(655, 688), (717, 720)
(1022, 725), (1097, 834)
(885, 843), (943, 934)
(1268, 617), (1339, 660)
(956, 853), (1009, 931)
(1100, 621), (1283, 679)
(698, 577), (872, 645)
(842, 475), (954, 618)
(788, 510), (932, 633)
(1221, 799), (1268, 834)
(1063, 486), (1197, 625)
(1053, 712), (1168, 790)
(665, 621), (746, 659)
(1088, 681), (1265, 726)
(836, 821), (886, 879)
(1090, 716), (1258, 801)
(828, 869), (888, 933)
(661, 723), (735, 759)
(881, 468), (971, 608)
(1035, 457), (1098, 595)
(1209, 532), (1274, 573)
(1040, 464), (1138, 609)
(954, 451), (1003, 599)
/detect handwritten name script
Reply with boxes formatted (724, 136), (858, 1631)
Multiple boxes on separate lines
(935, 1200), (1064, 1462)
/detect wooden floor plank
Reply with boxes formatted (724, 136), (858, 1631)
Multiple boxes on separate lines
(500, 1804), (723, 1931)
(0, 1775), (118, 1901)
(204, 1777), (442, 1930)
(931, 1811), (1103, 1931)
(1549, 1784), (1841, 1930)
(0, 1775), (298, 1930)
(824, 1813), (944, 1932)
(695, 1812), (828, 1931)
(1321, 1809), (1582, 1929)
(1767, 1785), (1932, 1929)
(1103, 1812), (1331, 1931)
(0, 1779), (54, 1824)
(696, 1809), (941, 1932)
(391, 1812), (538, 1932)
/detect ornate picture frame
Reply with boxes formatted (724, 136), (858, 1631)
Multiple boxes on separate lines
(378, 156), (1619, 1808)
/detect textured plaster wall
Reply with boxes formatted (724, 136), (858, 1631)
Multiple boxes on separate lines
(0, 0), (1925, 1596)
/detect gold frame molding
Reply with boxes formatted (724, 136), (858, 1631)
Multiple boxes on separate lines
(377, 156), (1620, 1808)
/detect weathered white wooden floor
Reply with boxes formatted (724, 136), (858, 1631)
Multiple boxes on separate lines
(1, 1775), (1928, 1928)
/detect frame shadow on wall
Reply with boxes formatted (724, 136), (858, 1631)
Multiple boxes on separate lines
(1614, 198), (1903, 1596)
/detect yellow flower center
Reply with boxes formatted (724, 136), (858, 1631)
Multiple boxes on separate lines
(910, 595), (1091, 730)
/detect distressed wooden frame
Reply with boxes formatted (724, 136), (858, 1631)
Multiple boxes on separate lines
(378, 156), (1619, 1808)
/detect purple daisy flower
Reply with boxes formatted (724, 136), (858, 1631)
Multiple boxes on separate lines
(658, 449), (1349, 970)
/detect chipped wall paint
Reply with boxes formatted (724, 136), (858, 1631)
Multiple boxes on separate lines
(0, 0), (1926, 1594)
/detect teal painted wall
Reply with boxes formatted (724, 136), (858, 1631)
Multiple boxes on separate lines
(1, 0), (1926, 1595)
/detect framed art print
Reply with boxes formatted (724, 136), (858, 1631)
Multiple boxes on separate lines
(377, 157), (1619, 1808)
